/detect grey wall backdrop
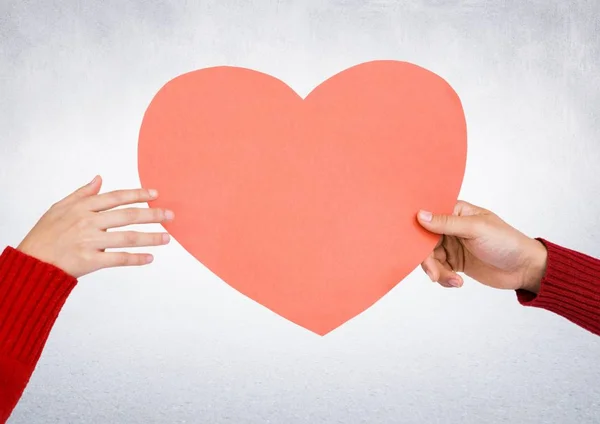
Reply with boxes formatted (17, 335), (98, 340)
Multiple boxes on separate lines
(1, 0), (599, 423)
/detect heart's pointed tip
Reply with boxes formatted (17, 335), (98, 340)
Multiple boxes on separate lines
(304, 323), (341, 337)
(311, 329), (329, 337)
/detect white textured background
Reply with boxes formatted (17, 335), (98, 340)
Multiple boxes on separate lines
(1, 1), (600, 423)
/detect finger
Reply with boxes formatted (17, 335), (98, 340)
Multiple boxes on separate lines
(433, 245), (447, 263)
(56, 175), (103, 206)
(421, 256), (446, 284)
(95, 252), (154, 269)
(440, 235), (467, 272)
(422, 256), (463, 288)
(98, 231), (170, 249)
(83, 188), (159, 212)
(433, 234), (444, 250)
(96, 207), (174, 229)
(436, 261), (464, 288)
(417, 209), (482, 239)
(421, 254), (438, 282)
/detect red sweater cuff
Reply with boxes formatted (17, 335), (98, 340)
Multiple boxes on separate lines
(0, 246), (77, 366)
(516, 239), (600, 335)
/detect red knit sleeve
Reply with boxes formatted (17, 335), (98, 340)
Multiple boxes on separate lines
(0, 246), (77, 423)
(516, 239), (600, 336)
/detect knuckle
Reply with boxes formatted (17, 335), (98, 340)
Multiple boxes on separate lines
(153, 208), (165, 221)
(75, 215), (92, 229)
(453, 201), (466, 215)
(49, 201), (62, 211)
(127, 254), (143, 266)
(456, 200), (472, 209)
(124, 231), (138, 245)
(42, 208), (59, 221)
(50, 198), (72, 214)
(81, 250), (95, 265)
(75, 237), (90, 251)
(128, 189), (146, 203)
(125, 208), (141, 222)
(117, 190), (132, 204)
(111, 190), (131, 205)
(435, 214), (449, 226)
(116, 253), (130, 266)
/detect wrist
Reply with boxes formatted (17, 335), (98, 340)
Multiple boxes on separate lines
(520, 238), (548, 294)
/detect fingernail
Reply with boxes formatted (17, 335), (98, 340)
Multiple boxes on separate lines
(448, 278), (462, 288)
(146, 255), (154, 264)
(418, 210), (433, 222)
(164, 210), (175, 220)
(89, 175), (98, 185)
(426, 270), (435, 282)
(162, 233), (170, 243)
(148, 189), (158, 199)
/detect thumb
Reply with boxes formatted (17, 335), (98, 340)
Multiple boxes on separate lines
(59, 175), (103, 205)
(417, 209), (480, 238)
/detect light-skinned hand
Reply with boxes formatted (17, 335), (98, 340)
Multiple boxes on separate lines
(17, 175), (173, 278)
(417, 200), (548, 293)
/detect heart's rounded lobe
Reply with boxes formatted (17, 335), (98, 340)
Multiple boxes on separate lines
(138, 61), (467, 335)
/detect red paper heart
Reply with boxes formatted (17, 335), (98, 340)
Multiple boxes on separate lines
(138, 61), (466, 335)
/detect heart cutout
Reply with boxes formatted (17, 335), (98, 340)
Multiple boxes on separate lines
(138, 60), (467, 335)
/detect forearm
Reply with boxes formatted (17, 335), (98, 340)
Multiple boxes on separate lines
(517, 239), (600, 336)
(0, 247), (76, 423)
